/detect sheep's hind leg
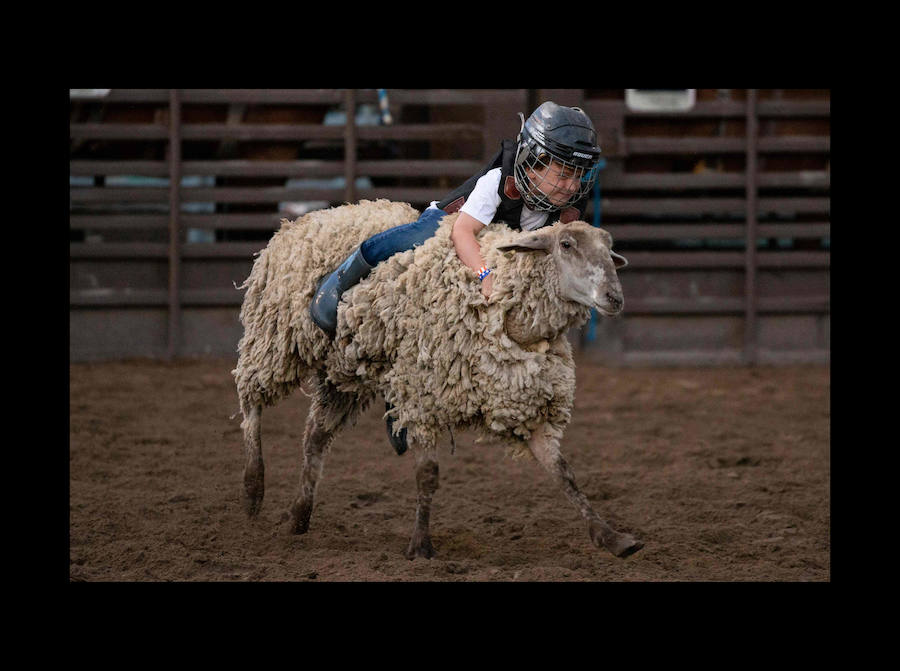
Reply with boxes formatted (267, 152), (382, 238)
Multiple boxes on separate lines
(240, 401), (266, 517)
(405, 436), (439, 559)
(289, 371), (362, 535)
(528, 423), (643, 558)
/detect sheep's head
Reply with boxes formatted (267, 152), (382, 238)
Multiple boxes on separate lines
(495, 221), (628, 316)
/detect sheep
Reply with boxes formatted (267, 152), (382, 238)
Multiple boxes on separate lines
(233, 199), (643, 559)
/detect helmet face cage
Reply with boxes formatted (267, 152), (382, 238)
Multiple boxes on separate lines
(514, 142), (599, 211)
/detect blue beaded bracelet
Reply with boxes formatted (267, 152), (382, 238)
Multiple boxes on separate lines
(478, 266), (492, 281)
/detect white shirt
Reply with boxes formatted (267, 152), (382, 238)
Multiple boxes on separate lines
(429, 168), (549, 231)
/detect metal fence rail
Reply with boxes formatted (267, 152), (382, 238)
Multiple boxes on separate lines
(69, 88), (830, 364)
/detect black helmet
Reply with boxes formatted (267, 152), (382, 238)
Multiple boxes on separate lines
(514, 101), (602, 211)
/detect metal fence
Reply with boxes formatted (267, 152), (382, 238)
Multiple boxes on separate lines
(69, 89), (829, 364)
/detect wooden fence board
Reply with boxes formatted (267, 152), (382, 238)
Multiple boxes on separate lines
(69, 88), (830, 363)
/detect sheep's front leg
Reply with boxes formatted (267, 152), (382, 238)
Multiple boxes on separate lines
(528, 423), (643, 558)
(405, 436), (439, 559)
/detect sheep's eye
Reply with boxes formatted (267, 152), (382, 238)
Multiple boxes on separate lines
(561, 240), (573, 249)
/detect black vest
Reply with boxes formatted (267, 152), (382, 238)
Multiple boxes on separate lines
(436, 139), (588, 231)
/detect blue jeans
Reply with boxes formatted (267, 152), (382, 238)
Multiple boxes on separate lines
(360, 207), (448, 265)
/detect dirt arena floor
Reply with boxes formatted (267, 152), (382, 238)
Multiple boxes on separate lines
(69, 354), (830, 582)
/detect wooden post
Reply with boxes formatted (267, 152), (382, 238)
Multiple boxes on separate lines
(743, 89), (759, 365)
(344, 89), (357, 203)
(167, 89), (182, 360)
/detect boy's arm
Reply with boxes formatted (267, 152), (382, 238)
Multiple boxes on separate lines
(450, 211), (493, 297)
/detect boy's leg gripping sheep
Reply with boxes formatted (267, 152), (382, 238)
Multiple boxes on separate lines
(309, 246), (374, 336)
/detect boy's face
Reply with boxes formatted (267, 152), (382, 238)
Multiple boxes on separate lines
(525, 157), (583, 207)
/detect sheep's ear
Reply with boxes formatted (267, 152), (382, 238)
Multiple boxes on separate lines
(611, 251), (628, 269)
(496, 234), (552, 254)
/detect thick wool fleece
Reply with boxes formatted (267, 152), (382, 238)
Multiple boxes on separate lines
(233, 200), (419, 410)
(234, 199), (592, 458)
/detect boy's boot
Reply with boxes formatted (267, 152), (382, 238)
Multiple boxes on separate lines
(385, 402), (408, 455)
(309, 246), (374, 336)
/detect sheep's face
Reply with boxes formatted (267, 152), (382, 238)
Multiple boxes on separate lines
(496, 221), (628, 316)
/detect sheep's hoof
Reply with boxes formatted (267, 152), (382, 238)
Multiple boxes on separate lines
(289, 499), (313, 535)
(609, 535), (644, 558)
(242, 459), (265, 517)
(590, 520), (643, 558)
(404, 535), (435, 560)
(244, 496), (263, 518)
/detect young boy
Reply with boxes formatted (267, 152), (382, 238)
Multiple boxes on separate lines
(309, 101), (603, 453)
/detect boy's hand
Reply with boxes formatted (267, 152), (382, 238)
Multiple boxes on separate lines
(481, 273), (493, 298)
(450, 212), (493, 299)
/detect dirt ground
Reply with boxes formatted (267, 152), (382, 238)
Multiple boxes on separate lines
(69, 354), (830, 582)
